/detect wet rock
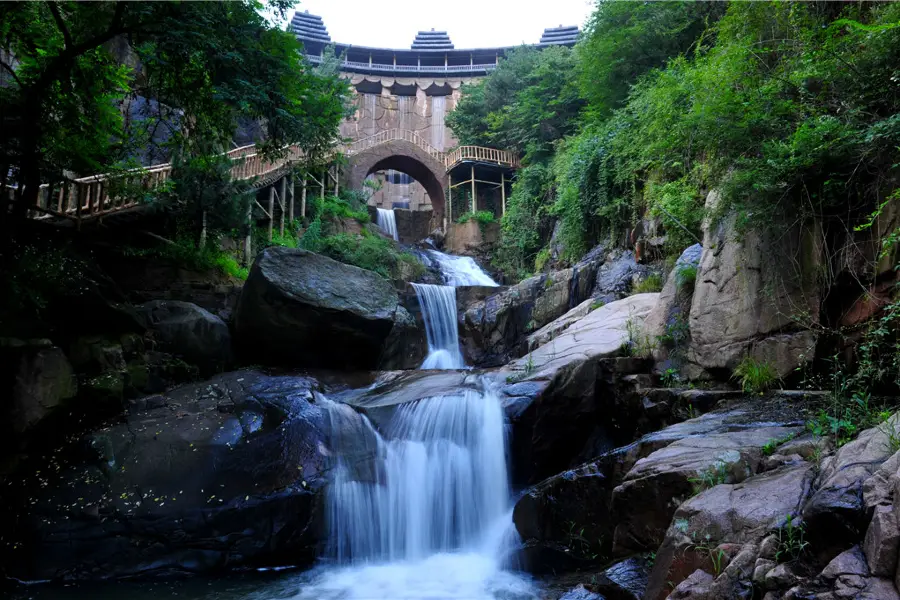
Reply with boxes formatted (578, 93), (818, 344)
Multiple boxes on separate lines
(863, 504), (900, 577)
(461, 260), (600, 367)
(643, 244), (701, 364)
(559, 584), (605, 600)
(667, 569), (715, 599)
(1, 339), (77, 441)
(504, 294), (658, 382)
(235, 247), (403, 369)
(500, 295), (657, 482)
(766, 563), (800, 589)
(803, 415), (900, 556)
(136, 300), (232, 374)
(515, 460), (615, 573)
(612, 426), (804, 556)
(591, 249), (655, 304)
(1, 370), (330, 581)
(645, 464), (814, 599)
(594, 556), (651, 600)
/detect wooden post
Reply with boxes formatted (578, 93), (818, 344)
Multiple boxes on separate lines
(334, 165), (339, 196)
(200, 210), (207, 249)
(244, 201), (252, 266)
(470, 165), (476, 213)
(447, 172), (452, 228)
(301, 175), (308, 218)
(321, 169), (326, 200)
(501, 171), (506, 216)
(288, 174), (295, 223)
(279, 176), (287, 236)
(268, 185), (275, 241)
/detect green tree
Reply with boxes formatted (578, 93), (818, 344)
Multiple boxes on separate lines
(446, 46), (584, 162)
(0, 1), (348, 232)
(577, 0), (725, 117)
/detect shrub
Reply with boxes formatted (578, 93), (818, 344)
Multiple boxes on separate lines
(675, 264), (698, 289)
(300, 227), (423, 281)
(732, 356), (780, 394)
(633, 273), (663, 293)
(457, 210), (496, 225)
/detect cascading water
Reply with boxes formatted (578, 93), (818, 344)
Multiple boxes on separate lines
(424, 249), (498, 286)
(375, 207), (398, 241)
(412, 283), (465, 369)
(296, 383), (536, 600)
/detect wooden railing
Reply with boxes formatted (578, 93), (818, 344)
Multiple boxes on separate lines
(344, 128), (446, 166)
(19, 129), (520, 225)
(345, 128), (521, 170)
(24, 144), (303, 224)
(445, 145), (521, 170)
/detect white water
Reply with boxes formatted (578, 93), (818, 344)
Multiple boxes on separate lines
(412, 283), (465, 369)
(425, 249), (498, 287)
(376, 208), (398, 241)
(297, 385), (536, 600)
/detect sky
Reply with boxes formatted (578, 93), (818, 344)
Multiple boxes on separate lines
(280, 0), (595, 49)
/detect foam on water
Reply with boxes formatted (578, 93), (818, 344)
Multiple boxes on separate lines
(297, 384), (536, 600)
(412, 283), (465, 369)
(375, 208), (398, 241)
(425, 249), (498, 287)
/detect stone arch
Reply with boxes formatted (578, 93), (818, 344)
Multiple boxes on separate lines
(345, 139), (446, 221)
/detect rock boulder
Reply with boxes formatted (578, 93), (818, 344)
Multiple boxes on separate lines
(136, 300), (232, 374)
(234, 247), (404, 370)
(687, 191), (820, 378)
(1, 370), (330, 581)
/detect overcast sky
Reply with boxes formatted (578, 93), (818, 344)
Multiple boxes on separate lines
(282, 0), (595, 49)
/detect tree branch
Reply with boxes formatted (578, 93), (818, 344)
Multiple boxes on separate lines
(0, 59), (22, 86)
(47, 2), (74, 50)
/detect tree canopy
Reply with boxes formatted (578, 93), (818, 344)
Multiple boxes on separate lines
(448, 0), (900, 278)
(0, 1), (349, 224)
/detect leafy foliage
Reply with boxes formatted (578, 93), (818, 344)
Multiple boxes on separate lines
(452, 1), (900, 284)
(299, 228), (423, 281)
(732, 356), (780, 394)
(0, 1), (349, 230)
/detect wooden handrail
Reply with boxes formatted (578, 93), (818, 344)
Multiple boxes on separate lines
(21, 130), (520, 225)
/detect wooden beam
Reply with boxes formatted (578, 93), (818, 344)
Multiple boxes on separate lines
(301, 176), (307, 218)
(279, 176), (287, 236)
(268, 186), (275, 241)
(288, 174), (295, 223)
(470, 165), (476, 212)
(447, 172), (452, 227)
(244, 201), (252, 266)
(501, 171), (506, 215)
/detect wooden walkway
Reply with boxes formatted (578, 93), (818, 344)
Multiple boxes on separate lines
(17, 129), (518, 226)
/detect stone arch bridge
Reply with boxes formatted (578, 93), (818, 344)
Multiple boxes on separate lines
(343, 128), (519, 226)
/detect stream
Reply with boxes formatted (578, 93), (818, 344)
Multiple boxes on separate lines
(13, 214), (535, 600)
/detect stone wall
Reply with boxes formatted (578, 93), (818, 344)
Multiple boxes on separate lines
(340, 73), (480, 215)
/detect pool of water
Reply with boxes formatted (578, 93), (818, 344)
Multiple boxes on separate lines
(9, 556), (541, 600)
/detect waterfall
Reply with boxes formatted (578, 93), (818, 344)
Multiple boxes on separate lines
(412, 283), (464, 369)
(426, 249), (498, 287)
(376, 207), (398, 241)
(298, 384), (536, 600)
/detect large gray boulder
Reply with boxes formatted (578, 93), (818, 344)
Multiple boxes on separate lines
(686, 191), (820, 377)
(235, 247), (404, 370)
(136, 300), (232, 374)
(0, 339), (77, 441)
(461, 259), (600, 367)
(1, 370), (330, 581)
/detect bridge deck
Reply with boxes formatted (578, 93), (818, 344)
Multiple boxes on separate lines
(18, 129), (518, 226)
